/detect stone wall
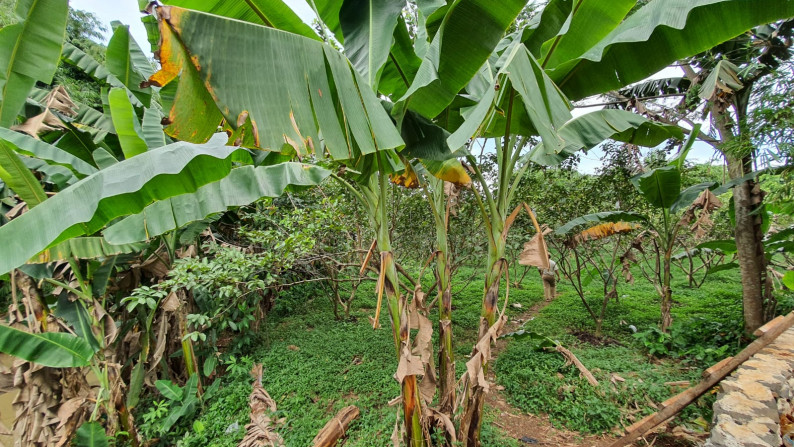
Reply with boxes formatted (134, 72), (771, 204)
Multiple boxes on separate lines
(704, 327), (794, 447)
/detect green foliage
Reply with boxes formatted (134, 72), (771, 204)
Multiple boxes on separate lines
(0, 324), (94, 367)
(75, 421), (109, 447)
(633, 316), (742, 365)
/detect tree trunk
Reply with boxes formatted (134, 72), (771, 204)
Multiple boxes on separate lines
(711, 102), (768, 335)
(727, 155), (767, 334)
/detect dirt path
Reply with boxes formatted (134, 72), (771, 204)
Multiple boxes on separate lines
(486, 298), (614, 447)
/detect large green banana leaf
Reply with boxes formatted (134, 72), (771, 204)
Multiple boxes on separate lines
(0, 127), (98, 177)
(75, 422), (108, 447)
(163, 0), (320, 40)
(0, 324), (94, 367)
(555, 211), (649, 235)
(31, 237), (147, 263)
(0, 0), (68, 126)
(377, 15), (422, 98)
(148, 5), (403, 161)
(546, 0), (794, 100)
(104, 163), (331, 244)
(0, 136), (252, 274)
(631, 166), (682, 210)
(340, 0), (404, 88)
(108, 88), (148, 158)
(397, 0), (526, 119)
(0, 140), (48, 207)
(528, 109), (684, 166)
(60, 42), (143, 109)
(519, 0), (571, 57)
(107, 22), (153, 107)
(447, 43), (572, 152)
(538, 0), (635, 69)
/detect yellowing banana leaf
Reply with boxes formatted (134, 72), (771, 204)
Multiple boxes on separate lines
(147, 5), (403, 161)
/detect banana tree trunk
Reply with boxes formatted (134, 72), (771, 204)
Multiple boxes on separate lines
(380, 243), (424, 447)
(437, 251), (455, 415)
(460, 238), (505, 446)
(429, 180), (456, 416)
(660, 240), (674, 332)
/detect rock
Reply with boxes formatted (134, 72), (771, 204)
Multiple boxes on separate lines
(225, 421), (240, 434)
(710, 414), (772, 447)
(747, 418), (783, 446)
(512, 303), (523, 309)
(712, 392), (778, 422)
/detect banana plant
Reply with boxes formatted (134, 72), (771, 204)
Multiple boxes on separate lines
(553, 129), (738, 331)
(1, 0), (793, 445)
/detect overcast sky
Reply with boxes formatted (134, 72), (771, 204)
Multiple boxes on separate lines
(70, 0), (317, 46)
(69, 0), (721, 174)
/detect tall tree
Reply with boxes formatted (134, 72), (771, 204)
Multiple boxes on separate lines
(606, 20), (794, 333)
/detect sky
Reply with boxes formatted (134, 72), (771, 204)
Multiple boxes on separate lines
(70, 0), (317, 47)
(69, 0), (723, 175)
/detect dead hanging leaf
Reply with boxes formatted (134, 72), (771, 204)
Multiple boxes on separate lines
(444, 181), (460, 216)
(148, 315), (170, 375)
(679, 189), (723, 239)
(462, 314), (508, 394)
(569, 222), (639, 248)
(161, 291), (181, 312)
(519, 232), (550, 269)
(11, 86), (77, 138)
(620, 249), (637, 284)
(407, 299), (436, 404)
(138, 250), (171, 279)
(394, 346), (424, 384)
(239, 364), (284, 447)
(390, 411), (403, 447)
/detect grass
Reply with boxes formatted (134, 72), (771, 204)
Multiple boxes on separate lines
(493, 266), (759, 434)
(177, 269), (538, 446)
(168, 262), (791, 445)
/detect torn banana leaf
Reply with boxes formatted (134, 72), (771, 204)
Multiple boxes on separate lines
(148, 5), (403, 161)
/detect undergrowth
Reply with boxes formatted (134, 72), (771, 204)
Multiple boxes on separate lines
(157, 261), (780, 443)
